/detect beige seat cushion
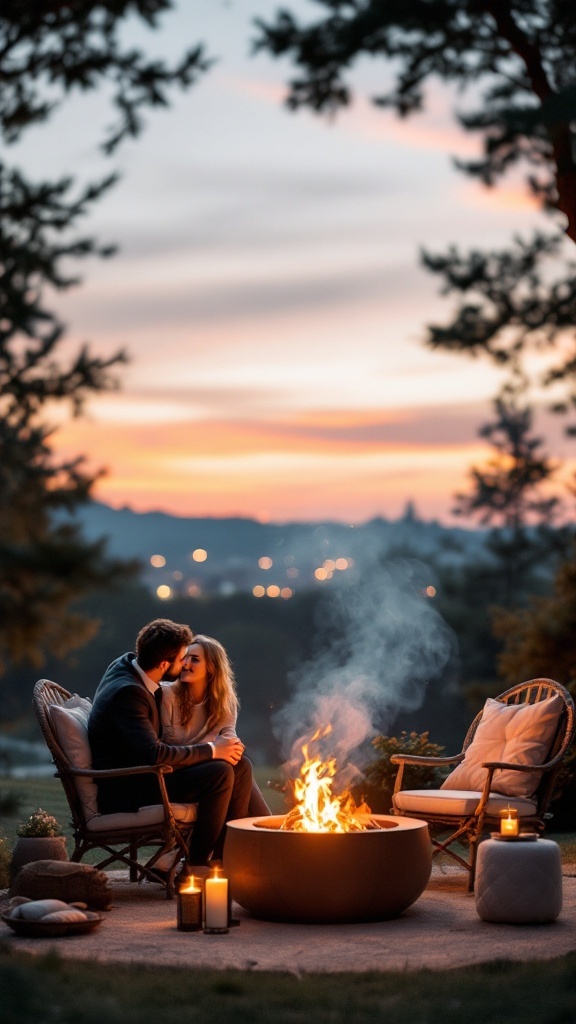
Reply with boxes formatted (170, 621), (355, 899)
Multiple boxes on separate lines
(393, 789), (537, 818)
(86, 802), (198, 832)
(440, 695), (563, 798)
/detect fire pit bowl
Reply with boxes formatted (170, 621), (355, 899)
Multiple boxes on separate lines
(223, 814), (431, 923)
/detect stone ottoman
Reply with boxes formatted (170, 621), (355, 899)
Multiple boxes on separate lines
(475, 837), (563, 924)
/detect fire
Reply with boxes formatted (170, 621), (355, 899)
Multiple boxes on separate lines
(179, 875), (200, 894)
(281, 726), (372, 833)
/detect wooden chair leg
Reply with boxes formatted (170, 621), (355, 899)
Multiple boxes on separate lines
(129, 843), (138, 881)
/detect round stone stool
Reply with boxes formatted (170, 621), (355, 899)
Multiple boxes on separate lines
(475, 837), (563, 924)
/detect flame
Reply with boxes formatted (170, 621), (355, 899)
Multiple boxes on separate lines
(281, 726), (372, 833)
(179, 875), (200, 894)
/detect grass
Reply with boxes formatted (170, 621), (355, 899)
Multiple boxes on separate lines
(0, 947), (575, 1024)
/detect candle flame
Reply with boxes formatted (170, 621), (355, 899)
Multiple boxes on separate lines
(179, 875), (199, 894)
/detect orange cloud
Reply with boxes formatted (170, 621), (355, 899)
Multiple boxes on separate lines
(52, 406), (493, 522)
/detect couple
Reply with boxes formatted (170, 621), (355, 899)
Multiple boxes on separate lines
(88, 618), (270, 878)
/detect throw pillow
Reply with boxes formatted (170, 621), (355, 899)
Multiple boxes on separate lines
(48, 702), (99, 819)
(441, 694), (563, 798)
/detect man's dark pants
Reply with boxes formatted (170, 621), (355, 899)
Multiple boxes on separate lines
(165, 755), (253, 863)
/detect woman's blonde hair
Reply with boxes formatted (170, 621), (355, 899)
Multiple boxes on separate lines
(176, 634), (239, 732)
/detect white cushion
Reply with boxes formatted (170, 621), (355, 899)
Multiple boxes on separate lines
(393, 789), (538, 818)
(48, 701), (99, 819)
(86, 802), (198, 832)
(440, 695), (563, 799)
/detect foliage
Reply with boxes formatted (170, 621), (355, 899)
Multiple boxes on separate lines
(364, 731), (446, 797)
(492, 544), (576, 687)
(452, 377), (568, 605)
(0, 790), (21, 816)
(255, 1), (576, 243)
(423, 231), (576, 427)
(16, 806), (64, 837)
(491, 561), (576, 829)
(0, 835), (10, 888)
(0, 3), (210, 670)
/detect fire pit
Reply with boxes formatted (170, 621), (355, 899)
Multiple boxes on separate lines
(223, 814), (431, 923)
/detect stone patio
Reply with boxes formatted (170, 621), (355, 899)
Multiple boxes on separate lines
(2, 863), (576, 973)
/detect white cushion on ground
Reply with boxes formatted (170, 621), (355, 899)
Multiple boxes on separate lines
(440, 695), (563, 798)
(48, 701), (99, 819)
(86, 802), (198, 831)
(393, 789), (537, 818)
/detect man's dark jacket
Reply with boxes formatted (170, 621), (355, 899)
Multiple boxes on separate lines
(88, 653), (212, 813)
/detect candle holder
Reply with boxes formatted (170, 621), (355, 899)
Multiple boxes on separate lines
(499, 806), (519, 837)
(177, 879), (203, 932)
(204, 866), (229, 934)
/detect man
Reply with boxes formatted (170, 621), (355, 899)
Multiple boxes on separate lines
(88, 618), (253, 871)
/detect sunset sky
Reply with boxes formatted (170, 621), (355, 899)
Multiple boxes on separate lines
(23, 0), (575, 524)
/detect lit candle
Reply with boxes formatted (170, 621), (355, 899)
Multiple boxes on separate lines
(500, 807), (519, 837)
(177, 876), (202, 932)
(204, 867), (229, 933)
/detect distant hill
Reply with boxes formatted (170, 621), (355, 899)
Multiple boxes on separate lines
(76, 502), (488, 597)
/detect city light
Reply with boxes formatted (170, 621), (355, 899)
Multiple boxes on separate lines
(426, 585), (437, 598)
(192, 548), (208, 562)
(253, 585), (265, 598)
(258, 556), (273, 570)
(266, 585), (280, 598)
(280, 588), (293, 599)
(150, 554), (166, 568)
(314, 568), (328, 581)
(156, 585), (171, 599)
(335, 558), (349, 570)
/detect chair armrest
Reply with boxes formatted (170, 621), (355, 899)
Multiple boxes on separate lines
(61, 764), (174, 779)
(391, 752), (464, 796)
(481, 760), (549, 773)
(390, 753), (463, 767)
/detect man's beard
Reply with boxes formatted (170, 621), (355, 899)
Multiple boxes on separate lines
(164, 660), (181, 681)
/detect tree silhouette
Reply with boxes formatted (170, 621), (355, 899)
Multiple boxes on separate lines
(0, 2), (211, 669)
(453, 377), (565, 605)
(255, 0), (576, 242)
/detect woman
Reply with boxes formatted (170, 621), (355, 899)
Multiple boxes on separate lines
(161, 635), (271, 815)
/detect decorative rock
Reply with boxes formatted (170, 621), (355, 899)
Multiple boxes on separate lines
(475, 838), (563, 924)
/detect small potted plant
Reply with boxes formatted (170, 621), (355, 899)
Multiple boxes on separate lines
(10, 808), (68, 882)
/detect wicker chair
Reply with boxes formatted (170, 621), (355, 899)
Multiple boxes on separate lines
(391, 678), (575, 890)
(33, 679), (197, 899)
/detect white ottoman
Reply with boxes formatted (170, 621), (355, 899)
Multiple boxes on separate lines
(475, 837), (563, 923)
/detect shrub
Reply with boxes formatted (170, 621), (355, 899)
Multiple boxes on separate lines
(363, 731), (446, 806)
(0, 790), (22, 816)
(0, 836), (10, 888)
(16, 808), (64, 838)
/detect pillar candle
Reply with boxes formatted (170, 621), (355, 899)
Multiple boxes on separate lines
(204, 871), (229, 931)
(177, 879), (202, 932)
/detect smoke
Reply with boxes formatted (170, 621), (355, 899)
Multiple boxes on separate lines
(273, 554), (457, 786)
